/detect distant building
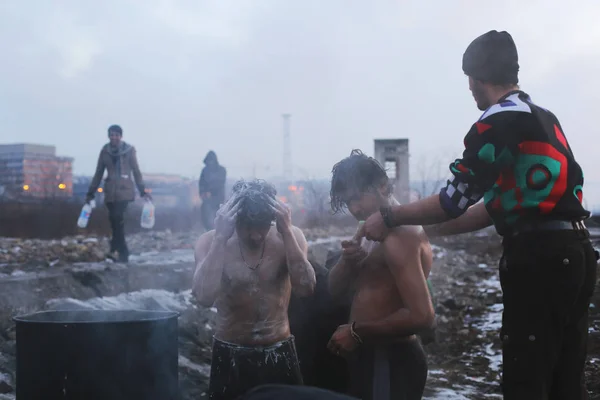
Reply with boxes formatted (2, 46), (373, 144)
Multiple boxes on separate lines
(0, 144), (73, 199)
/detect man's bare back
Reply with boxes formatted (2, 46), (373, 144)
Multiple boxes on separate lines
(196, 226), (309, 346)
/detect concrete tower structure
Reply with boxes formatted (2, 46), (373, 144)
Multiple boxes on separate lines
(374, 139), (410, 205)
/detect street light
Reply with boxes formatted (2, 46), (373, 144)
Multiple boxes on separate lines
(58, 183), (66, 190)
(23, 185), (30, 191)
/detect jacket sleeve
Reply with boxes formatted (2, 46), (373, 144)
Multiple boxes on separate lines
(87, 150), (106, 198)
(439, 115), (516, 218)
(129, 146), (146, 196)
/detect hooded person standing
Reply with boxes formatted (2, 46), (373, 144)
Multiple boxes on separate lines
(199, 150), (227, 231)
(359, 30), (597, 399)
(86, 125), (150, 263)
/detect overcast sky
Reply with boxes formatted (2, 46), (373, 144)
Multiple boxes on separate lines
(2, 0), (600, 197)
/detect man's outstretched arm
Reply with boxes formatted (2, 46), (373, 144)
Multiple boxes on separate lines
(353, 230), (435, 339)
(424, 202), (493, 238)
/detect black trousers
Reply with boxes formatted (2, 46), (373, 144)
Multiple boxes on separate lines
(106, 201), (129, 259)
(500, 229), (597, 400)
(201, 197), (221, 231)
(347, 338), (427, 400)
(208, 337), (303, 400)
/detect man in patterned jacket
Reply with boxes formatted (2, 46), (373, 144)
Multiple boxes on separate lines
(359, 30), (597, 399)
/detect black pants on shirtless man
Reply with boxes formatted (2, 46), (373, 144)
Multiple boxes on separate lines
(327, 151), (436, 400)
(192, 180), (316, 400)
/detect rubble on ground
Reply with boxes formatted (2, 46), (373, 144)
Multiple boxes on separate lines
(0, 228), (599, 399)
(0, 226), (356, 267)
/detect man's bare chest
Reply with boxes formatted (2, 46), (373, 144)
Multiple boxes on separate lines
(221, 245), (287, 291)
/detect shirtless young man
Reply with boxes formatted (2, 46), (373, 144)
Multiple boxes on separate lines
(192, 179), (316, 400)
(327, 150), (435, 400)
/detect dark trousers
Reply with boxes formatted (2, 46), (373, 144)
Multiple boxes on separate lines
(500, 229), (597, 399)
(208, 336), (303, 400)
(201, 198), (221, 231)
(106, 201), (129, 260)
(347, 338), (427, 400)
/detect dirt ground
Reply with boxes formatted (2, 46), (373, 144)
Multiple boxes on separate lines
(0, 229), (598, 399)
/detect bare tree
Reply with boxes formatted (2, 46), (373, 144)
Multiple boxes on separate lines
(414, 154), (446, 200)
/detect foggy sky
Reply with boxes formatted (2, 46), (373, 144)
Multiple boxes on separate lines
(2, 1), (600, 190)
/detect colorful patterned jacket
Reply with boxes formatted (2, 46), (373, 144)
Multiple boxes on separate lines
(439, 90), (589, 235)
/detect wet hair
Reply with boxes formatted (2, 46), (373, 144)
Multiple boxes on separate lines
(108, 124), (123, 136)
(232, 179), (277, 226)
(330, 149), (390, 214)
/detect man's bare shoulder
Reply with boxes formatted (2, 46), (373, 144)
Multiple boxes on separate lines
(194, 230), (216, 260)
(389, 225), (426, 244)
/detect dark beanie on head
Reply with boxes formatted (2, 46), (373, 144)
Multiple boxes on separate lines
(108, 124), (123, 136)
(462, 30), (519, 85)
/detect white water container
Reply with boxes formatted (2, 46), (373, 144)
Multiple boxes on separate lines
(77, 200), (96, 229)
(140, 201), (155, 229)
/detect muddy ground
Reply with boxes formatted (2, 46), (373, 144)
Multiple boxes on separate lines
(0, 228), (598, 399)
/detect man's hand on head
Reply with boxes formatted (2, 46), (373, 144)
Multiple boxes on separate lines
(214, 195), (242, 240)
(269, 197), (292, 234)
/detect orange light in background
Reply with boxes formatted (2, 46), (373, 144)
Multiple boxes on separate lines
(288, 185), (297, 192)
(23, 185), (29, 191)
(144, 188), (152, 193)
(298, 186), (304, 191)
(279, 196), (288, 203)
(58, 183), (66, 190)
(97, 188), (103, 193)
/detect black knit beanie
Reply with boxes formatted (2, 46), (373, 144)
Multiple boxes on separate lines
(108, 124), (123, 136)
(462, 30), (519, 85)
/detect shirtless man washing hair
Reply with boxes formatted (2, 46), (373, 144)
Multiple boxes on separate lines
(192, 179), (316, 400)
(327, 150), (435, 400)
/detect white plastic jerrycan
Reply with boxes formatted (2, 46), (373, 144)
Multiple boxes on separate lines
(77, 199), (96, 229)
(140, 200), (155, 229)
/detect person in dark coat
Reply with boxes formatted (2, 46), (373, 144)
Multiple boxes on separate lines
(86, 124), (150, 263)
(199, 150), (226, 231)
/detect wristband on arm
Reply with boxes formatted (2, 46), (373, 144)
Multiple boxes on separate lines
(380, 206), (395, 229)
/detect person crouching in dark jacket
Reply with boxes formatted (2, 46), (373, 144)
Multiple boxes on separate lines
(86, 124), (150, 263)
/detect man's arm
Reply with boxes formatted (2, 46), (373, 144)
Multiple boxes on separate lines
(283, 226), (316, 297)
(328, 225), (366, 302)
(424, 201), (493, 238)
(384, 116), (515, 228)
(192, 231), (227, 307)
(354, 231), (435, 339)
(129, 147), (146, 196)
(86, 150), (106, 200)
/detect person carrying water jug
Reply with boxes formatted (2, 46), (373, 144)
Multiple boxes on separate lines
(85, 124), (151, 263)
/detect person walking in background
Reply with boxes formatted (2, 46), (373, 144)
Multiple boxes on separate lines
(86, 124), (150, 263)
(199, 150), (227, 231)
